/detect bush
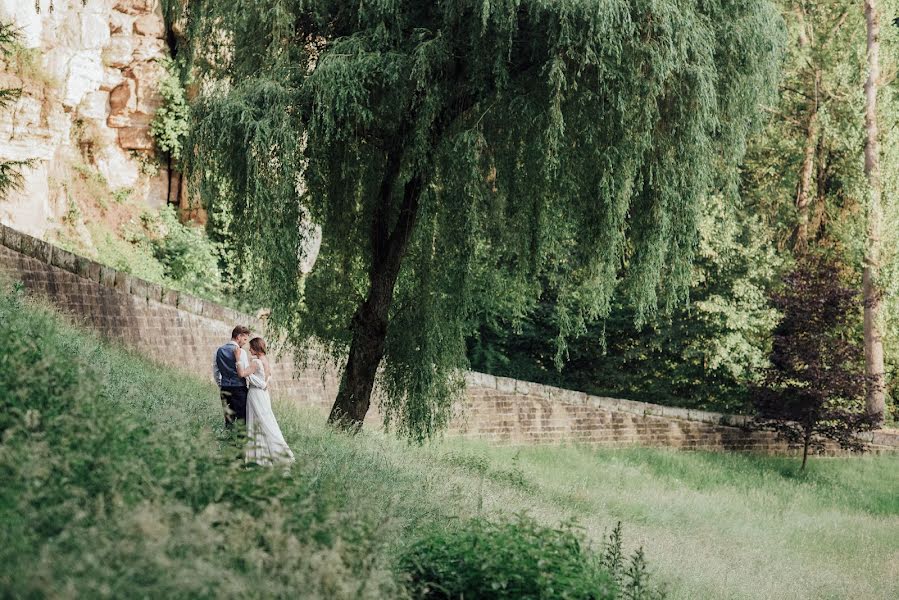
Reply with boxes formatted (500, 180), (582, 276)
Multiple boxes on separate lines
(398, 515), (663, 599)
(139, 205), (223, 297)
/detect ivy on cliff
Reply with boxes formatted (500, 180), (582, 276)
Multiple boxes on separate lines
(149, 57), (190, 164)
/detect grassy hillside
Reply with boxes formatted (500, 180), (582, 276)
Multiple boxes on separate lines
(2, 284), (897, 599)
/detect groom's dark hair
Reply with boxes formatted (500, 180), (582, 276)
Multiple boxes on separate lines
(231, 325), (250, 339)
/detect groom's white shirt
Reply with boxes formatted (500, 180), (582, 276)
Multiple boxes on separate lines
(212, 340), (251, 387)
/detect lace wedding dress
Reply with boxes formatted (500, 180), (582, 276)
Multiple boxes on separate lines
(246, 358), (295, 466)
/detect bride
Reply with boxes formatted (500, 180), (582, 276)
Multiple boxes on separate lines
(244, 337), (295, 466)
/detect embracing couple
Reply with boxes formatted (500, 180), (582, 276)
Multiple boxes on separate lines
(213, 325), (295, 466)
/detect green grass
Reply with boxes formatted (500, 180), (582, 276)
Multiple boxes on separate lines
(2, 285), (897, 599)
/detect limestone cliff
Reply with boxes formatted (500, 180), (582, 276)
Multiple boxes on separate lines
(0, 0), (171, 239)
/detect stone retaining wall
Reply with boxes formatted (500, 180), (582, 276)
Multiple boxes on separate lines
(2, 222), (897, 453)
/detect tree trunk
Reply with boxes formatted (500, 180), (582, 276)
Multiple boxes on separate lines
(328, 169), (424, 431)
(863, 0), (886, 422)
(810, 135), (828, 242)
(793, 8), (818, 253)
(795, 100), (818, 252)
(801, 433), (810, 471)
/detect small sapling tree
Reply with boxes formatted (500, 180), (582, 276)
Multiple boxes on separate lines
(752, 254), (879, 469)
(0, 22), (32, 199)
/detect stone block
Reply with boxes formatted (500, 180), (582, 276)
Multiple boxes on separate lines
(20, 235), (52, 263)
(50, 248), (78, 273)
(161, 288), (179, 306)
(100, 67), (125, 92)
(114, 0), (159, 16)
(146, 282), (163, 303)
(687, 409), (722, 424)
(721, 414), (750, 428)
(75, 256), (93, 279)
(659, 406), (690, 420)
(88, 261), (102, 283)
(559, 389), (588, 405)
(616, 398), (648, 415)
(109, 10), (135, 34)
(130, 277), (149, 300)
(103, 35), (134, 68)
(134, 15), (165, 38)
(3, 227), (23, 253)
(108, 78), (136, 117)
(60, 52), (105, 108)
(99, 266), (117, 288)
(114, 271), (132, 294)
(496, 377), (517, 393)
(118, 126), (155, 150)
(78, 91), (110, 120)
(132, 37), (166, 62)
(178, 294), (202, 315)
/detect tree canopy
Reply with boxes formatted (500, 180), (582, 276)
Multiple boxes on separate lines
(180, 0), (785, 439)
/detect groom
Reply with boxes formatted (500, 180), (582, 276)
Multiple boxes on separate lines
(213, 325), (252, 427)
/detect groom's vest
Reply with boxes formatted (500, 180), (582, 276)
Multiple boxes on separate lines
(216, 343), (244, 388)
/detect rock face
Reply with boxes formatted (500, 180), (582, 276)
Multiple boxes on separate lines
(0, 0), (170, 238)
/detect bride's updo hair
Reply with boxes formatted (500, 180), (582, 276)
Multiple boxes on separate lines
(249, 337), (267, 355)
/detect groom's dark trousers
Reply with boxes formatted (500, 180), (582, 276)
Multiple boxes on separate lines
(220, 385), (248, 427)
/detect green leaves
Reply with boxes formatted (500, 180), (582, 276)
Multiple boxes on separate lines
(0, 21), (32, 200)
(149, 58), (191, 163)
(185, 0), (785, 438)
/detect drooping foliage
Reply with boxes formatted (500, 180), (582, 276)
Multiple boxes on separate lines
(470, 195), (782, 412)
(751, 254), (878, 469)
(179, 0), (785, 439)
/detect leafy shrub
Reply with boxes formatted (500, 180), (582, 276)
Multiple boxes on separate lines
(149, 57), (190, 162)
(398, 515), (664, 599)
(139, 205), (223, 297)
(90, 223), (168, 283)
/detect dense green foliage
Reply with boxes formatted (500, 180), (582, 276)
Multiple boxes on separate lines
(64, 205), (225, 302)
(470, 196), (781, 412)
(400, 516), (663, 599)
(138, 205), (223, 298)
(175, 0), (785, 438)
(1, 286), (896, 599)
(149, 57), (191, 163)
(469, 1), (899, 418)
(0, 286), (666, 599)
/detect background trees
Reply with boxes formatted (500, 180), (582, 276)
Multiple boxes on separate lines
(470, 1), (899, 423)
(182, 1), (785, 438)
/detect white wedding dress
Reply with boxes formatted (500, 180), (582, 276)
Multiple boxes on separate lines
(246, 358), (295, 466)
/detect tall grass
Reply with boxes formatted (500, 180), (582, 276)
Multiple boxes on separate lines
(0, 285), (661, 599)
(2, 284), (896, 599)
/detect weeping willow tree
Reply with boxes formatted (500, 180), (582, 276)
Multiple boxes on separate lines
(180, 0), (784, 439)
